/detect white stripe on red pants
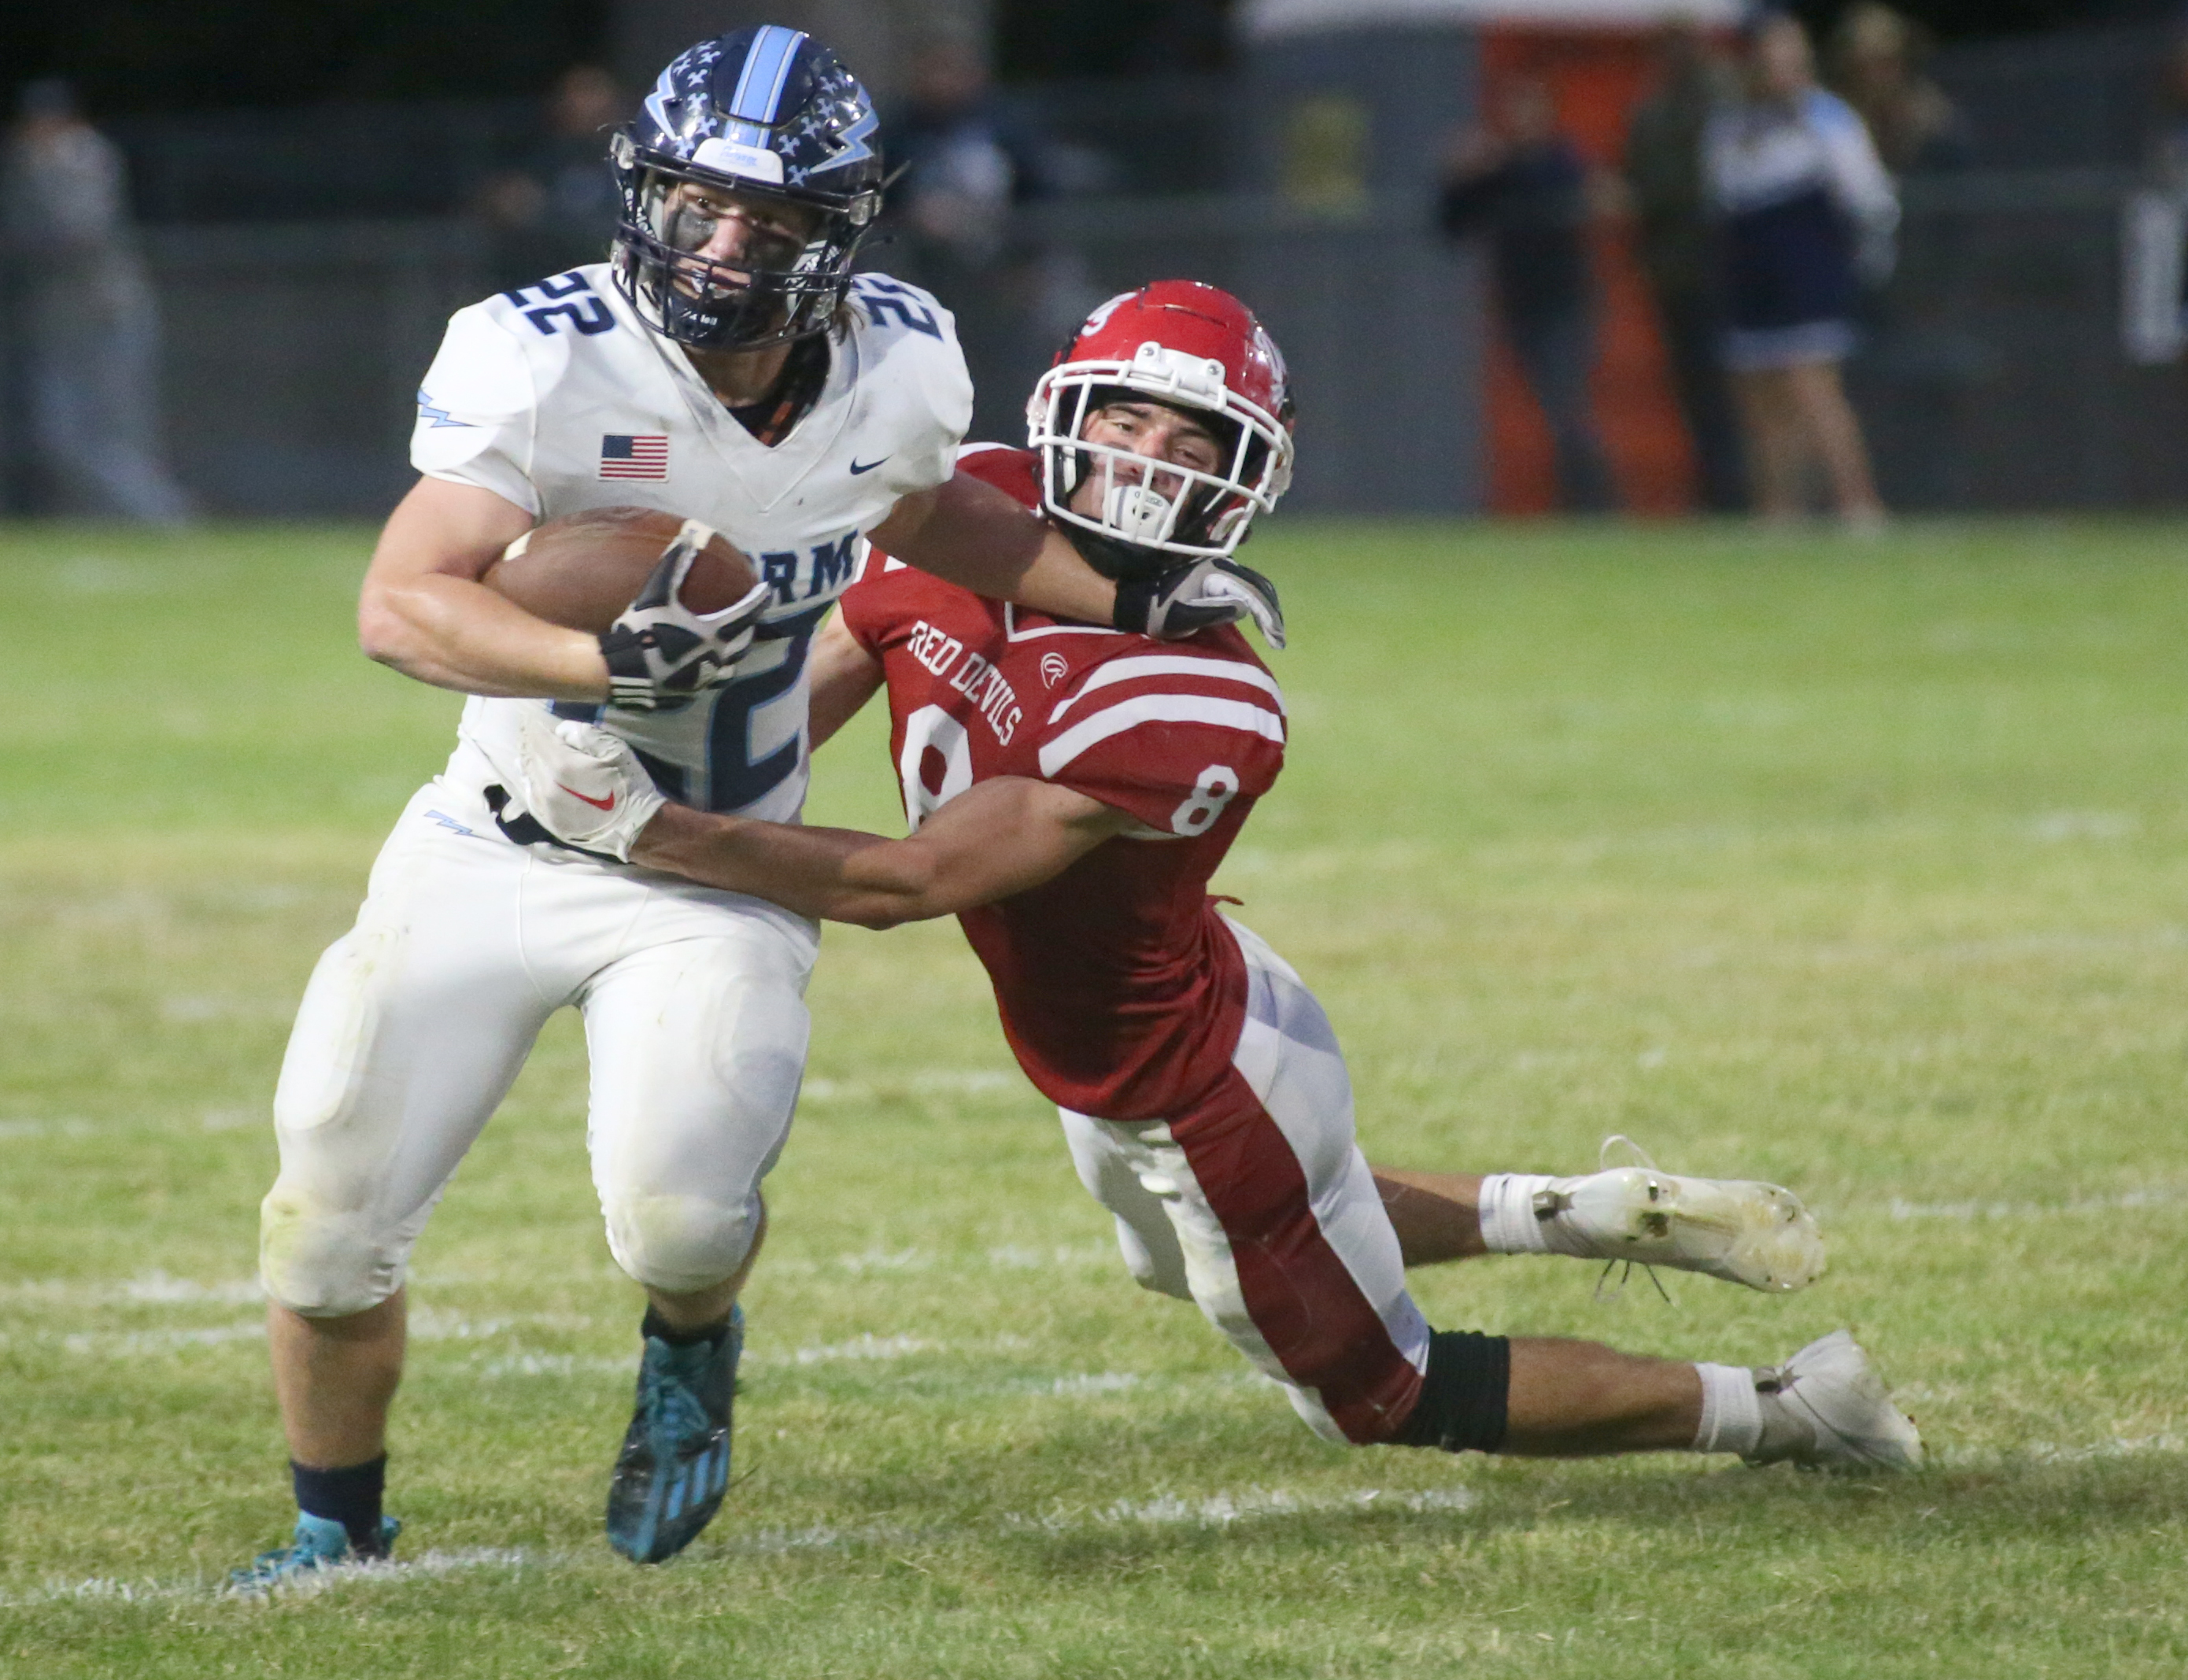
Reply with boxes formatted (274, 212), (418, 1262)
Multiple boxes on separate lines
(1059, 918), (1431, 1444)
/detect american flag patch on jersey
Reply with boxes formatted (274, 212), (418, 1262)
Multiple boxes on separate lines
(598, 434), (669, 480)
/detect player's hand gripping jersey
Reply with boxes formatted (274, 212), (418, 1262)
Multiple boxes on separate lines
(841, 444), (1286, 1119)
(413, 262), (971, 823)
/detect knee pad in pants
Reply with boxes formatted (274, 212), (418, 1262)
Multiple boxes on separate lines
(258, 1182), (415, 1318)
(602, 1190), (764, 1295)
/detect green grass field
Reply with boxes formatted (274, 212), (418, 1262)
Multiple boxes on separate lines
(5, 517), (2187, 1677)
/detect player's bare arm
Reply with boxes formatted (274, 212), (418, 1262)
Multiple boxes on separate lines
(867, 471), (1119, 629)
(638, 774), (1133, 929)
(804, 618), (1495, 1267)
(358, 476), (612, 701)
(671, 626), (1525, 1279)
(804, 609), (885, 750)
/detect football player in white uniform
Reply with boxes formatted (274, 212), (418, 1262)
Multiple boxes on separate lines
(234, 25), (1282, 1586)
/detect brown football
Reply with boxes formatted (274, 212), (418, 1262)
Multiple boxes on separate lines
(481, 505), (760, 634)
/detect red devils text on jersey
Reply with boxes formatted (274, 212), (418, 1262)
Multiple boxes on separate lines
(840, 444), (1286, 1119)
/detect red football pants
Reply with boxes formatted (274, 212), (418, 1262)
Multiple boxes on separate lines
(1058, 918), (1429, 1444)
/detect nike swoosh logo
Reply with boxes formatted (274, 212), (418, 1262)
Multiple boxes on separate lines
(848, 456), (889, 475)
(557, 783), (615, 812)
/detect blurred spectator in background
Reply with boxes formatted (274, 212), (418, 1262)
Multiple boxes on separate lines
(1827, 4), (1972, 176)
(477, 65), (624, 293)
(885, 36), (1063, 445)
(2127, 26), (2188, 371)
(1624, 22), (1745, 513)
(1706, 13), (1895, 528)
(1827, 4), (1973, 511)
(2, 79), (190, 522)
(2145, 24), (2188, 190)
(1439, 75), (1617, 514)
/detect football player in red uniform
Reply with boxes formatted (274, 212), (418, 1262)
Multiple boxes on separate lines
(486, 282), (1920, 1471)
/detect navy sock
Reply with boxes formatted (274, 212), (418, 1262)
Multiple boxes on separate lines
(641, 1307), (732, 1349)
(291, 1455), (387, 1555)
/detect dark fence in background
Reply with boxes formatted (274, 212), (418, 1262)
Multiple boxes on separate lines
(113, 172), (2188, 519)
(1015, 192), (1482, 518)
(6, 24), (2186, 519)
(1859, 169), (2188, 511)
(109, 99), (541, 223)
(1928, 24), (2157, 172)
(145, 220), (485, 515)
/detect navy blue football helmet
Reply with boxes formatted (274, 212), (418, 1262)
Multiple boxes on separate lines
(611, 26), (884, 352)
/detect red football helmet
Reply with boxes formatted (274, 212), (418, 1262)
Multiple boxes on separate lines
(1026, 280), (1295, 563)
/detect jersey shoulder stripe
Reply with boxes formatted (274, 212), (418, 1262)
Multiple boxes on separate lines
(1049, 654), (1284, 726)
(1038, 692), (1286, 779)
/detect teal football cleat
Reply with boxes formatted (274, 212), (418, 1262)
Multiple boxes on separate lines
(228, 1512), (400, 1591)
(605, 1306), (741, 1564)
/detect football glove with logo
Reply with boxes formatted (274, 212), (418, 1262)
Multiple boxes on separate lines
(597, 522), (771, 711)
(1114, 554), (1285, 650)
(485, 710), (667, 862)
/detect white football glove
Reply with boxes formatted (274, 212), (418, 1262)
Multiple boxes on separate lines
(484, 709), (665, 862)
(597, 520), (771, 712)
(1113, 555), (1286, 650)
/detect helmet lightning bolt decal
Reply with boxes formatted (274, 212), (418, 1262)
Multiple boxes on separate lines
(644, 62), (680, 142)
(810, 106), (878, 174)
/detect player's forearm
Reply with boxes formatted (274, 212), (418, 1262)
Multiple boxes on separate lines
(360, 573), (612, 701)
(804, 611), (885, 751)
(633, 803), (948, 929)
(887, 471), (1118, 626)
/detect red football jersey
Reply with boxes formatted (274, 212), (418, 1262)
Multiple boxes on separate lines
(840, 443), (1286, 1119)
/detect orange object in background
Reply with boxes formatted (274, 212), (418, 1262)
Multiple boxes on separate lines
(1479, 27), (1696, 515)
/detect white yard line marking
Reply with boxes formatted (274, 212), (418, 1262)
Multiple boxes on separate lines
(21, 1178), (2181, 1318)
(63, 1322), (265, 1354)
(228, 1547), (538, 1601)
(2, 1549), (542, 1609)
(2020, 1434), (2182, 1464)
(0, 1118), (96, 1141)
(767, 1241), (1114, 1278)
(472, 1353), (630, 1379)
(3, 1486), (1486, 1607)
(800, 1069), (1018, 1103)
(119, 1271), (263, 1304)
(0, 1108), (272, 1141)
(3, 1272), (264, 1305)
(787, 1333), (934, 1364)
(1041, 1372), (1144, 1396)
(2027, 810), (2139, 843)
(24, 1434), (2188, 1612)
(1077, 1486), (1478, 1527)
(49, 1312), (586, 1357)
(985, 1242), (1116, 1269)
(1880, 1187), (2188, 1222)
(1919, 1434), (2187, 1470)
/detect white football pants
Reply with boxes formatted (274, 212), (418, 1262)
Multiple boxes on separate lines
(261, 762), (818, 1317)
(1059, 919), (1432, 1446)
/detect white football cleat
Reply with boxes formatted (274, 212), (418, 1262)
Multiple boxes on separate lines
(1748, 1330), (1923, 1472)
(1534, 1138), (1826, 1292)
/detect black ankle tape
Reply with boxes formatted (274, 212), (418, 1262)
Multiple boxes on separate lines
(641, 1307), (732, 1348)
(291, 1454), (387, 1551)
(1395, 1331), (1511, 1453)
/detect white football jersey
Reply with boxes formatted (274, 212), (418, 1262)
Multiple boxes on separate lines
(410, 262), (972, 820)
